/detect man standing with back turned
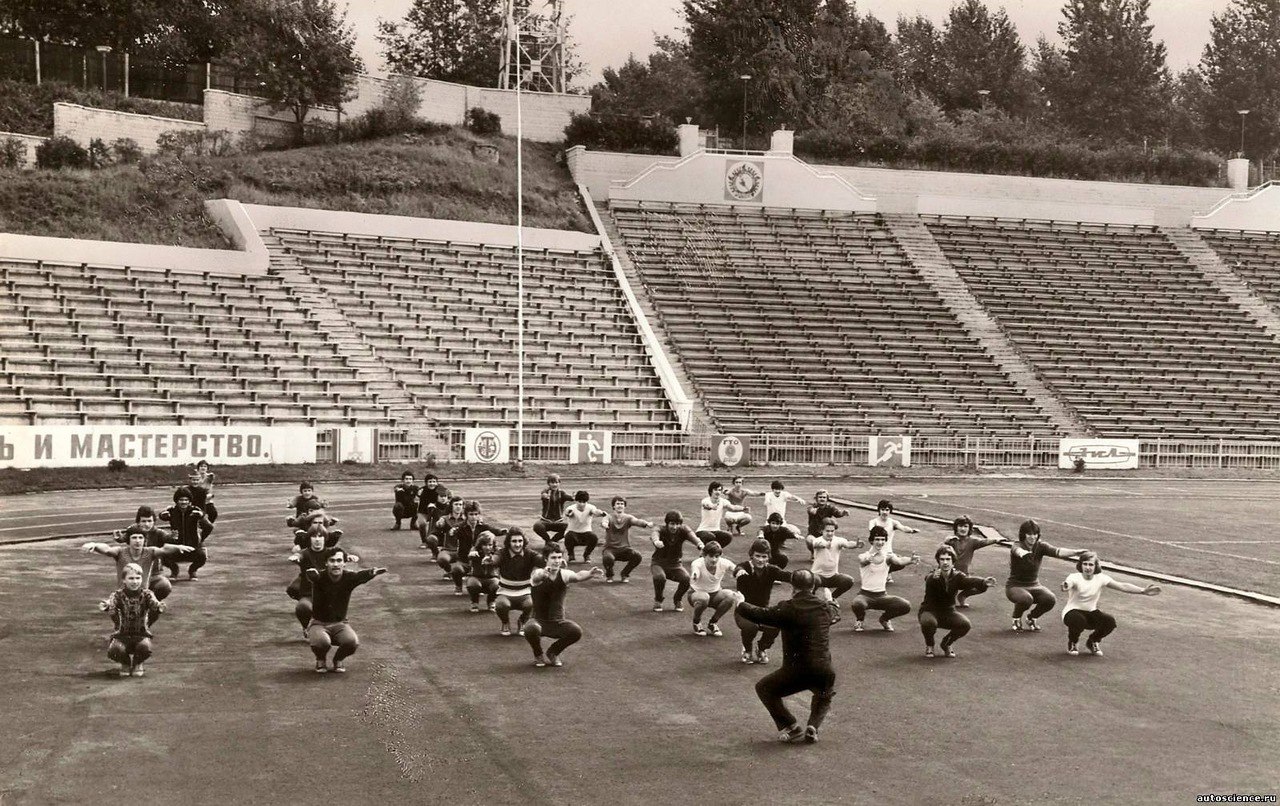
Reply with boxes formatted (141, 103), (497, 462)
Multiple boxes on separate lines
(732, 569), (838, 744)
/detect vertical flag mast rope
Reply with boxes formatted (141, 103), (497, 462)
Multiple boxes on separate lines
(516, 72), (525, 465)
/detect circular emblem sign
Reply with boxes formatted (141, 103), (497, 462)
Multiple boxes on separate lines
(725, 161), (763, 201)
(717, 436), (744, 466)
(472, 430), (502, 463)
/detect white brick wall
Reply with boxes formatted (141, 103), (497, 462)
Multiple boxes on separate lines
(0, 131), (50, 168)
(472, 87), (589, 141)
(53, 103), (206, 153)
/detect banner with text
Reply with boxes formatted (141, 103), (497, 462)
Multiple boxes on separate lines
(1057, 439), (1140, 470)
(464, 427), (510, 464)
(712, 435), (751, 467)
(0, 425), (317, 469)
(869, 436), (911, 467)
(569, 430), (613, 464)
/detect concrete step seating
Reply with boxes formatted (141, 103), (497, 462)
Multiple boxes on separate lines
(924, 216), (1280, 438)
(268, 228), (681, 432)
(0, 260), (400, 428)
(609, 200), (1057, 436)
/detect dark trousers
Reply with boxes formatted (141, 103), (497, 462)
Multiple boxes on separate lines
(1064, 609), (1117, 643)
(602, 547), (642, 578)
(651, 564), (691, 603)
(818, 573), (856, 599)
(534, 519), (568, 544)
(919, 609), (971, 648)
(850, 590), (912, 622)
(523, 618), (582, 658)
(564, 531), (599, 561)
(695, 529), (733, 550)
(108, 636), (152, 665)
(755, 663), (836, 730)
(162, 547), (207, 577)
(1006, 583), (1057, 619)
(466, 577), (499, 605)
(735, 611), (780, 652)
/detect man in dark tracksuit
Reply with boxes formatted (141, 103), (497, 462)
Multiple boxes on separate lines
(733, 569), (837, 744)
(159, 489), (214, 580)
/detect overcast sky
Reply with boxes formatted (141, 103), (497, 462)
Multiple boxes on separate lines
(347, 0), (1233, 86)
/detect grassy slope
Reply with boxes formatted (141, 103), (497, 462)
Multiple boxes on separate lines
(0, 79), (203, 136)
(0, 127), (589, 246)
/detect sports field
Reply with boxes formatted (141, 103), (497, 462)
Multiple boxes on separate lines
(1, 475), (1277, 805)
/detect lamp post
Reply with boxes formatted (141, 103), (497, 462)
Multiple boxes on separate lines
(95, 45), (112, 92)
(739, 74), (752, 150)
(1238, 109), (1250, 158)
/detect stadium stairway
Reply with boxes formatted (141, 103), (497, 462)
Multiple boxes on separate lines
(595, 206), (716, 432)
(1160, 227), (1280, 342)
(264, 237), (451, 457)
(882, 214), (1092, 435)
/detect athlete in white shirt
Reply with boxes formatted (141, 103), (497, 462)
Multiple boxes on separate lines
(562, 490), (607, 564)
(850, 526), (919, 632)
(688, 542), (737, 636)
(724, 476), (764, 535)
(805, 518), (863, 621)
(869, 499), (920, 584)
(1061, 551), (1159, 656)
(762, 481), (805, 536)
(697, 482), (746, 550)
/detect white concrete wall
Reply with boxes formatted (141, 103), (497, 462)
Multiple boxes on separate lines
(570, 147), (1234, 226)
(1191, 184), (1280, 232)
(0, 232), (265, 274)
(608, 149), (877, 212)
(242, 204), (602, 251)
(0, 131), (49, 168)
(53, 103), (206, 153)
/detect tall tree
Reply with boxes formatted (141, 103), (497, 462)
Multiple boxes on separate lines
(936, 0), (1033, 115)
(1198, 0), (1280, 159)
(377, 0), (502, 87)
(894, 15), (943, 99)
(591, 37), (702, 123)
(230, 0), (362, 142)
(1039, 0), (1173, 142)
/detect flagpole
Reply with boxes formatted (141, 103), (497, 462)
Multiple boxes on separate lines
(516, 71), (525, 466)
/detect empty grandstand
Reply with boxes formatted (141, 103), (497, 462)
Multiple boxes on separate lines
(263, 228), (682, 435)
(1198, 228), (1280, 314)
(924, 216), (1280, 439)
(608, 200), (1060, 437)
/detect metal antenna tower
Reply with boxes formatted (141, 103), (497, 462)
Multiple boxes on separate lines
(499, 0), (566, 93)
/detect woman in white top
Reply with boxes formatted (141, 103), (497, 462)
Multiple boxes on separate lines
(688, 541), (737, 636)
(1061, 551), (1160, 656)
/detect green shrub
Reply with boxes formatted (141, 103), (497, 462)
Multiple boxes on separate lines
(111, 138), (142, 165)
(0, 137), (28, 168)
(35, 135), (88, 169)
(563, 111), (678, 155)
(467, 107), (501, 135)
(156, 128), (234, 159)
(87, 138), (113, 168)
(0, 79), (201, 136)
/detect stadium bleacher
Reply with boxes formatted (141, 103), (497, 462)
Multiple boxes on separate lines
(608, 200), (1059, 436)
(263, 228), (682, 432)
(924, 216), (1280, 439)
(1196, 228), (1280, 314)
(0, 260), (399, 427)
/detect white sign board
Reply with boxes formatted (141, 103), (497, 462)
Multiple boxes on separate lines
(1058, 439), (1140, 470)
(569, 430), (612, 464)
(0, 425), (317, 469)
(464, 427), (510, 463)
(334, 427), (376, 464)
(869, 436), (911, 467)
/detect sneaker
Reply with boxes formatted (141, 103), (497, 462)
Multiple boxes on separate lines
(605, 576), (615, 583)
(955, 602), (970, 609)
(487, 603), (496, 612)
(469, 603), (479, 613)
(804, 726), (818, 744)
(708, 624), (723, 637)
(853, 621), (864, 632)
(315, 661), (328, 674)
(518, 625), (527, 637)
(742, 650), (754, 664)
(534, 655), (549, 668)
(924, 647), (936, 658)
(119, 664), (132, 678)
(653, 602), (663, 612)
(1011, 618), (1023, 632)
(1067, 643), (1080, 656)
(332, 662), (346, 673)
(674, 601), (685, 613)
(1087, 640), (1103, 656)
(619, 576), (630, 584)
(943, 647), (957, 658)
(1026, 618), (1042, 632)
(500, 625), (512, 637)
(131, 665), (145, 677)
(693, 623), (707, 636)
(886, 575), (894, 584)
(880, 620), (895, 632)
(442, 571), (452, 580)
(778, 725), (805, 743)
(417, 543), (427, 549)
(187, 572), (199, 581)
(453, 587), (464, 596)
(756, 651), (769, 664)
(547, 653), (563, 667)
(392, 523), (402, 531)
